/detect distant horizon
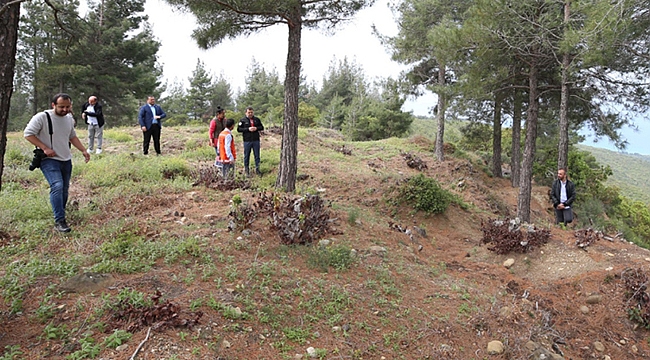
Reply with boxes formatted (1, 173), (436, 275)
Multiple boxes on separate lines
(580, 120), (650, 156)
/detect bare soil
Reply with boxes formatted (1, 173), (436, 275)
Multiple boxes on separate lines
(2, 129), (650, 359)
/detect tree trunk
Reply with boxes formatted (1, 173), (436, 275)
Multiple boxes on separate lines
(491, 92), (503, 178)
(511, 88), (522, 187)
(558, 1), (571, 170)
(275, 15), (301, 192)
(434, 66), (446, 161)
(517, 63), (539, 223)
(0, 1), (21, 191)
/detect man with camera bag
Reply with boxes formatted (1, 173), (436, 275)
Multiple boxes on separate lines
(24, 93), (91, 233)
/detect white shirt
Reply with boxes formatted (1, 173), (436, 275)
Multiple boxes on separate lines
(149, 105), (158, 124)
(560, 181), (570, 208)
(86, 105), (98, 125)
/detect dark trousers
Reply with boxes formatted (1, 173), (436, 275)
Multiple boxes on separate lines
(243, 141), (261, 174)
(143, 124), (161, 155)
(555, 208), (573, 225)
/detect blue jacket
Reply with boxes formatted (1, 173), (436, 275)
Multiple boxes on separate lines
(138, 104), (167, 130)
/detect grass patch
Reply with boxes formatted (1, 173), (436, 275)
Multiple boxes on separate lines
(306, 244), (356, 272)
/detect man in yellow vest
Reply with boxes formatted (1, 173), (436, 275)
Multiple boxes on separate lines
(218, 119), (236, 179)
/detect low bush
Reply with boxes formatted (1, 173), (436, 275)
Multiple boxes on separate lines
(394, 174), (452, 215)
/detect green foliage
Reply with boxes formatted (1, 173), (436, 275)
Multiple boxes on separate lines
(307, 244), (356, 272)
(283, 326), (312, 345)
(4, 147), (31, 167)
(615, 198), (650, 248)
(13, 0), (161, 127)
(393, 174), (452, 215)
(107, 288), (153, 309)
(42, 324), (69, 340)
(187, 59), (214, 121)
(580, 144), (650, 205)
(67, 335), (100, 359)
(298, 101), (320, 127)
(0, 345), (23, 360)
(102, 330), (132, 349)
(458, 122), (492, 152)
(237, 60), (284, 117)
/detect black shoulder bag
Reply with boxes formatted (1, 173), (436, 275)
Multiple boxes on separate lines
(28, 112), (53, 171)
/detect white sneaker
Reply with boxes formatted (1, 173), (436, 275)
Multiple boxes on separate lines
(96, 149), (102, 154)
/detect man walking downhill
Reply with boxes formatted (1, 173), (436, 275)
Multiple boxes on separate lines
(24, 93), (91, 233)
(218, 119), (236, 179)
(81, 96), (105, 154)
(237, 107), (264, 176)
(551, 168), (576, 226)
(138, 96), (166, 155)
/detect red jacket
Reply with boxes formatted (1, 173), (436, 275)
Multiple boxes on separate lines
(209, 118), (225, 146)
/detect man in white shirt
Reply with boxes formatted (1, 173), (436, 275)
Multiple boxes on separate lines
(81, 96), (105, 154)
(551, 168), (576, 226)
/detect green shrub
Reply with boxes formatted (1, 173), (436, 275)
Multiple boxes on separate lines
(395, 174), (452, 214)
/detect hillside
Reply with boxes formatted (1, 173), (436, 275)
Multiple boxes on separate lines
(2, 127), (650, 359)
(578, 144), (650, 204)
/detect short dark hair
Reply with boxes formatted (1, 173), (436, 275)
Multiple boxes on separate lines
(216, 106), (225, 114)
(225, 118), (235, 128)
(51, 93), (72, 104)
(246, 107), (254, 111)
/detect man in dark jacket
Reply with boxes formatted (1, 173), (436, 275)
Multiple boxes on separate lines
(551, 168), (576, 225)
(138, 96), (167, 155)
(237, 107), (264, 176)
(81, 96), (105, 154)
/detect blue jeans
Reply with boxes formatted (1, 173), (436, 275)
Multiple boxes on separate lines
(40, 158), (72, 223)
(243, 141), (260, 173)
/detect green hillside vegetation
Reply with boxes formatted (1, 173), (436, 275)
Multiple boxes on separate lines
(577, 144), (650, 205)
(3, 124), (650, 358)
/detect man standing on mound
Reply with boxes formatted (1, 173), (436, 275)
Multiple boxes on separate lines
(24, 93), (91, 233)
(551, 168), (576, 226)
(138, 96), (166, 155)
(237, 107), (264, 176)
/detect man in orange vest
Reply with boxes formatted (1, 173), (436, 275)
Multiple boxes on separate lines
(218, 119), (236, 179)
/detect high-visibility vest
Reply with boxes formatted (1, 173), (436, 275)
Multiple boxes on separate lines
(218, 129), (236, 162)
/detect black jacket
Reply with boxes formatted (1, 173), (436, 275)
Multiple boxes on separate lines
(551, 178), (576, 208)
(81, 102), (105, 128)
(237, 116), (264, 142)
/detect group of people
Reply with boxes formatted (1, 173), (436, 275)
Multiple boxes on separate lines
(24, 93), (264, 233)
(25, 92), (572, 234)
(209, 106), (264, 179)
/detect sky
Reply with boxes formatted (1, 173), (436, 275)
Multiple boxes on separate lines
(143, 0), (437, 116)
